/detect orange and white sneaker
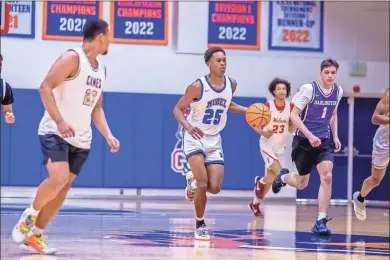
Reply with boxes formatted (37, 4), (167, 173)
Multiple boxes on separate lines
(20, 234), (58, 255)
(12, 208), (38, 244)
(185, 171), (197, 202)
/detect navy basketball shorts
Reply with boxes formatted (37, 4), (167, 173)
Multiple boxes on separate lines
(39, 134), (90, 175)
(291, 135), (335, 176)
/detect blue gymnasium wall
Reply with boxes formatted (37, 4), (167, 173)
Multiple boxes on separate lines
(1, 89), (266, 190)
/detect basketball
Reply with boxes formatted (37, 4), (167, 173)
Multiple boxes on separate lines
(245, 103), (272, 130)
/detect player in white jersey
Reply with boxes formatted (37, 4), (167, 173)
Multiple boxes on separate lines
(353, 88), (389, 221)
(173, 47), (247, 240)
(249, 78), (297, 216)
(12, 19), (120, 255)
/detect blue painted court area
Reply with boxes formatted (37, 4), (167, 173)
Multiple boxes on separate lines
(1, 199), (389, 260)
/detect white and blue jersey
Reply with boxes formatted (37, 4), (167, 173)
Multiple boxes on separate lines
(293, 81), (343, 140)
(183, 75), (233, 164)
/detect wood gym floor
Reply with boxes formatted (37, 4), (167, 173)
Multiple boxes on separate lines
(1, 197), (389, 260)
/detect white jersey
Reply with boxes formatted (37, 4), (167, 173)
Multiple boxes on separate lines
(260, 101), (292, 154)
(373, 113), (390, 150)
(38, 47), (105, 149)
(186, 75), (233, 136)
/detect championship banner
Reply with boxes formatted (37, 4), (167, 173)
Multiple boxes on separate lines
(42, 1), (103, 41)
(1, 1), (35, 38)
(208, 1), (261, 50)
(110, 1), (168, 45)
(268, 1), (324, 52)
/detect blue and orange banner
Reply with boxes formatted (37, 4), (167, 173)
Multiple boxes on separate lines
(2, 1), (35, 38)
(268, 1), (324, 52)
(208, 1), (261, 50)
(110, 1), (168, 45)
(42, 1), (103, 41)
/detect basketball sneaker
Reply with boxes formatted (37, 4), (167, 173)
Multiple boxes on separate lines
(185, 171), (197, 202)
(272, 168), (289, 194)
(352, 191), (366, 221)
(12, 207), (39, 244)
(249, 176), (263, 217)
(20, 234), (58, 255)
(311, 217), (332, 236)
(195, 223), (210, 240)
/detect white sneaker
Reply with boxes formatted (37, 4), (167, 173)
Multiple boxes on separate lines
(12, 208), (38, 244)
(352, 191), (367, 221)
(185, 171), (197, 202)
(195, 224), (210, 240)
(20, 234), (58, 255)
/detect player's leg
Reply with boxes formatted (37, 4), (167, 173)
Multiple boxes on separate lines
(187, 154), (209, 240)
(21, 147), (90, 254)
(313, 138), (335, 236)
(12, 135), (70, 244)
(353, 146), (389, 221)
(249, 148), (279, 217)
(272, 136), (312, 193)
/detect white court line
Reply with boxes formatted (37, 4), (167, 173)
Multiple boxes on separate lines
(239, 245), (389, 255)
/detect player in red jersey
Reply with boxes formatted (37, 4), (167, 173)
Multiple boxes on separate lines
(249, 78), (296, 216)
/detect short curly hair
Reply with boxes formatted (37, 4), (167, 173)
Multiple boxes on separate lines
(268, 78), (291, 98)
(204, 47), (226, 64)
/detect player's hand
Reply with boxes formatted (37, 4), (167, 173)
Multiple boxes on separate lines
(56, 119), (75, 138)
(333, 137), (341, 152)
(257, 127), (273, 139)
(5, 112), (15, 124)
(308, 134), (321, 147)
(186, 124), (204, 140)
(106, 136), (120, 153)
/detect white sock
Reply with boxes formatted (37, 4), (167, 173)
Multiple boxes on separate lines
(28, 205), (40, 217)
(280, 175), (286, 184)
(259, 177), (266, 184)
(253, 197), (261, 204)
(318, 212), (327, 221)
(30, 226), (44, 236)
(195, 216), (204, 221)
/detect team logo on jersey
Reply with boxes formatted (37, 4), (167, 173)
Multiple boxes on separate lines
(171, 107), (191, 176)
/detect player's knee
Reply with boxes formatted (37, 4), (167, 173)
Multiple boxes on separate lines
(370, 175), (382, 186)
(320, 172), (332, 185)
(49, 172), (69, 190)
(296, 179), (308, 190)
(208, 184), (221, 194)
(197, 180), (208, 192)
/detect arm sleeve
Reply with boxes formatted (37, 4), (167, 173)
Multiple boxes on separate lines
(291, 84), (314, 110)
(2, 82), (14, 105)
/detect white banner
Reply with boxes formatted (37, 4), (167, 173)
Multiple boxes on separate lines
(2, 1), (35, 38)
(268, 1), (324, 52)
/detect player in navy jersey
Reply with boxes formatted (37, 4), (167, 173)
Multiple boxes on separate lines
(0, 53), (16, 123)
(272, 59), (343, 236)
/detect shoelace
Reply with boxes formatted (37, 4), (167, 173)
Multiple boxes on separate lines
(197, 225), (209, 236)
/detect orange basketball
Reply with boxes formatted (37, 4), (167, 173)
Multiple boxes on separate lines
(245, 103), (272, 130)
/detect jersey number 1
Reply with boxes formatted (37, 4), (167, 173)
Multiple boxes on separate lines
(202, 109), (223, 125)
(83, 89), (98, 107)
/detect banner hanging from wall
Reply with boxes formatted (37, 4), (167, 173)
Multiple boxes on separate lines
(42, 1), (103, 41)
(268, 1), (324, 52)
(1, 1), (35, 38)
(110, 1), (168, 45)
(208, 1), (261, 50)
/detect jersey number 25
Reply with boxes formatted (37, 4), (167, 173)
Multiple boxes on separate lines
(83, 89), (98, 107)
(202, 109), (223, 125)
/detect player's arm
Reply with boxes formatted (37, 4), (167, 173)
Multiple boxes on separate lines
(372, 89), (390, 125)
(290, 84), (314, 138)
(92, 93), (113, 139)
(2, 82), (15, 123)
(288, 104), (297, 133)
(39, 50), (79, 124)
(173, 81), (203, 139)
(228, 78), (247, 114)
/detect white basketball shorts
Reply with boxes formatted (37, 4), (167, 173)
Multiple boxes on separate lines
(372, 143), (389, 170)
(260, 139), (284, 169)
(183, 131), (224, 166)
